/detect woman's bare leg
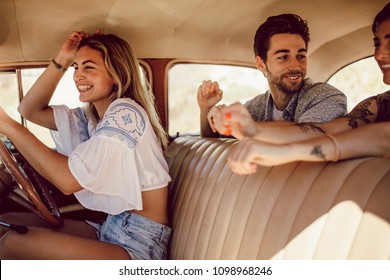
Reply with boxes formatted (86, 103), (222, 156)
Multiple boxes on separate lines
(0, 212), (97, 238)
(0, 212), (131, 260)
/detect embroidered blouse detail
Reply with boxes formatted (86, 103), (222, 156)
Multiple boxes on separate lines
(74, 107), (91, 142)
(95, 102), (146, 149)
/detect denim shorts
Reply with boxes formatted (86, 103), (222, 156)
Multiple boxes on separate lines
(88, 212), (172, 260)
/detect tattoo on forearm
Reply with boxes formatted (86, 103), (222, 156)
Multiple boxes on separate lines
(310, 145), (326, 160)
(295, 123), (325, 134)
(346, 99), (375, 129)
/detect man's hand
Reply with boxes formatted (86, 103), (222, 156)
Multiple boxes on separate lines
(210, 102), (257, 139)
(197, 80), (223, 111)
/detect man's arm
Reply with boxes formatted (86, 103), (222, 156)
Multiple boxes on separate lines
(197, 80), (223, 137)
(254, 95), (379, 143)
(215, 96), (379, 143)
(200, 106), (219, 137)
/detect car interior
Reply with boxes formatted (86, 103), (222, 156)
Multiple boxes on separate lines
(0, 0), (389, 260)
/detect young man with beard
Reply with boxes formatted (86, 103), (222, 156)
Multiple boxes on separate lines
(197, 14), (347, 137)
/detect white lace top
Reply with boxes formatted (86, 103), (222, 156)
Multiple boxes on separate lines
(50, 98), (171, 215)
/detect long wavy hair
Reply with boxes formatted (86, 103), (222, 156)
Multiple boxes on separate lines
(78, 33), (168, 150)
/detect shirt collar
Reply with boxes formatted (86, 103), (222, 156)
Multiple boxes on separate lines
(266, 78), (311, 121)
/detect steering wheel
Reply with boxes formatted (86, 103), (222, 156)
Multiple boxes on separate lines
(0, 139), (63, 228)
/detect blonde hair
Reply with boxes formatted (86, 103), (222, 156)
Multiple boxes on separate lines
(78, 34), (168, 150)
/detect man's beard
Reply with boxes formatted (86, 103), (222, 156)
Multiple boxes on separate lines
(267, 70), (305, 95)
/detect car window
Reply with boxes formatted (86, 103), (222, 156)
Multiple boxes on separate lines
(21, 68), (83, 148)
(168, 63), (266, 136)
(327, 56), (388, 112)
(0, 70), (21, 123)
(0, 64), (150, 149)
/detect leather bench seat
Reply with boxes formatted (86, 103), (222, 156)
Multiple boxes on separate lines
(166, 137), (390, 259)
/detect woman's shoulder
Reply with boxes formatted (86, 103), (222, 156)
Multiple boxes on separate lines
(103, 98), (147, 124)
(95, 98), (148, 147)
(377, 90), (390, 98)
(376, 90), (390, 122)
(109, 97), (142, 107)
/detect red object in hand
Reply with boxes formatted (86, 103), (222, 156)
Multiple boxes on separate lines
(225, 112), (232, 136)
(225, 112), (232, 120)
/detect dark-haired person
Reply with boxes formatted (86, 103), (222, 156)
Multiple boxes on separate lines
(197, 14), (347, 137)
(0, 31), (171, 259)
(225, 3), (390, 174)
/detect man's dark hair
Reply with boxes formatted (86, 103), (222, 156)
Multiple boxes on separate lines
(372, 2), (390, 34)
(253, 14), (310, 62)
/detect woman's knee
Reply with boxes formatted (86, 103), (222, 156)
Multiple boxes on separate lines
(0, 230), (21, 259)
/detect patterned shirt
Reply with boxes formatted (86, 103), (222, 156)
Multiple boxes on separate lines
(244, 78), (347, 122)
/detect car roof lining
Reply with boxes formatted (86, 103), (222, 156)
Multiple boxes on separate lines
(0, 0), (388, 80)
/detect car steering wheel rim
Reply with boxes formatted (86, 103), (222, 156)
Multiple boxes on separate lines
(0, 140), (62, 228)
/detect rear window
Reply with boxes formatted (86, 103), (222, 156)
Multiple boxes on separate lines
(168, 63), (266, 136)
(328, 56), (388, 112)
